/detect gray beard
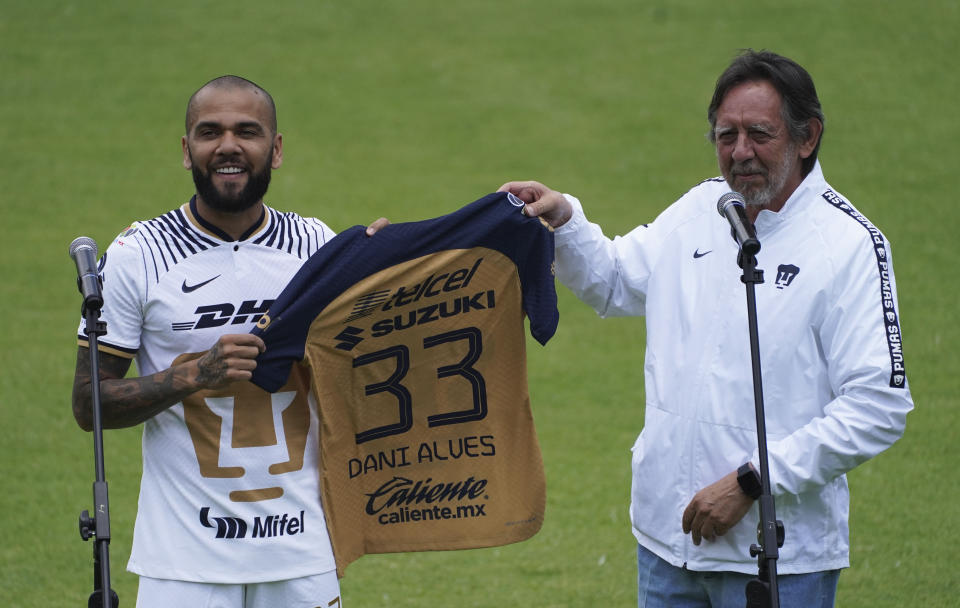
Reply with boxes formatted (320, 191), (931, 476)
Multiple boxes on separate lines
(736, 147), (795, 209)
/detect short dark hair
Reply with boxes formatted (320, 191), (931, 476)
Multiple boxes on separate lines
(185, 75), (277, 135)
(707, 50), (825, 176)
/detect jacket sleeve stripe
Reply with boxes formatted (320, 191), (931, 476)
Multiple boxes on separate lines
(821, 190), (907, 389)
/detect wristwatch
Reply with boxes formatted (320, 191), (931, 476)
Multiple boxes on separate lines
(737, 463), (762, 500)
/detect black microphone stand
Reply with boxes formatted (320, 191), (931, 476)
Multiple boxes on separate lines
(77, 296), (120, 608)
(736, 249), (784, 608)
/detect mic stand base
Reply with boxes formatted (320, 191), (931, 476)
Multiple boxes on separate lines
(88, 591), (120, 608)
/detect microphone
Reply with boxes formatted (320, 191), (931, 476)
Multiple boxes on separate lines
(717, 192), (760, 256)
(69, 236), (104, 312)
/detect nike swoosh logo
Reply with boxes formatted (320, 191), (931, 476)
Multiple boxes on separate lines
(182, 275), (221, 293)
(693, 249), (712, 259)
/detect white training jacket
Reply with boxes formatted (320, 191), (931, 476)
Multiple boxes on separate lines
(554, 162), (913, 574)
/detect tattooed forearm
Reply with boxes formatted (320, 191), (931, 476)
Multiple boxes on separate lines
(98, 370), (197, 429)
(72, 347), (200, 431)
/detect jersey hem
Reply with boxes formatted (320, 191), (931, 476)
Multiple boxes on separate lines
(632, 529), (850, 575)
(127, 561), (337, 584)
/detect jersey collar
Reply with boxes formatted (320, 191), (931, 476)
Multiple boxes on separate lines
(185, 195), (269, 242)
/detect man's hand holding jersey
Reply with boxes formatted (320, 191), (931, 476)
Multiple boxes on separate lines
(498, 180), (573, 229)
(192, 334), (266, 388)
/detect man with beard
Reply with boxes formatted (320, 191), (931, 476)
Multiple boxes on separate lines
(72, 76), (383, 607)
(499, 50), (912, 607)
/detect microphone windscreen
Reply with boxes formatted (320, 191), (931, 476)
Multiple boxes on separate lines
(69, 236), (98, 259)
(717, 191), (746, 216)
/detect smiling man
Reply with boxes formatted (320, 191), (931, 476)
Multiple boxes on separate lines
(710, 75), (821, 223)
(72, 76), (375, 607)
(182, 77), (284, 236)
(499, 50), (913, 607)
(184, 79), (281, 223)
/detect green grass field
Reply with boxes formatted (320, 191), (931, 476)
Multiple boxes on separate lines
(2, 1), (957, 606)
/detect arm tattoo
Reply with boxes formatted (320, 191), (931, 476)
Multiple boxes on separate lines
(72, 347), (201, 431)
(195, 342), (229, 387)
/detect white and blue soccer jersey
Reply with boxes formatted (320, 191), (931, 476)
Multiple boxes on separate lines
(77, 197), (338, 583)
(250, 192), (559, 575)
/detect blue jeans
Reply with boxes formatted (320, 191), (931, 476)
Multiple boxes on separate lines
(637, 544), (840, 608)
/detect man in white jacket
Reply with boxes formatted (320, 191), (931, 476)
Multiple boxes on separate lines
(500, 50), (912, 607)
